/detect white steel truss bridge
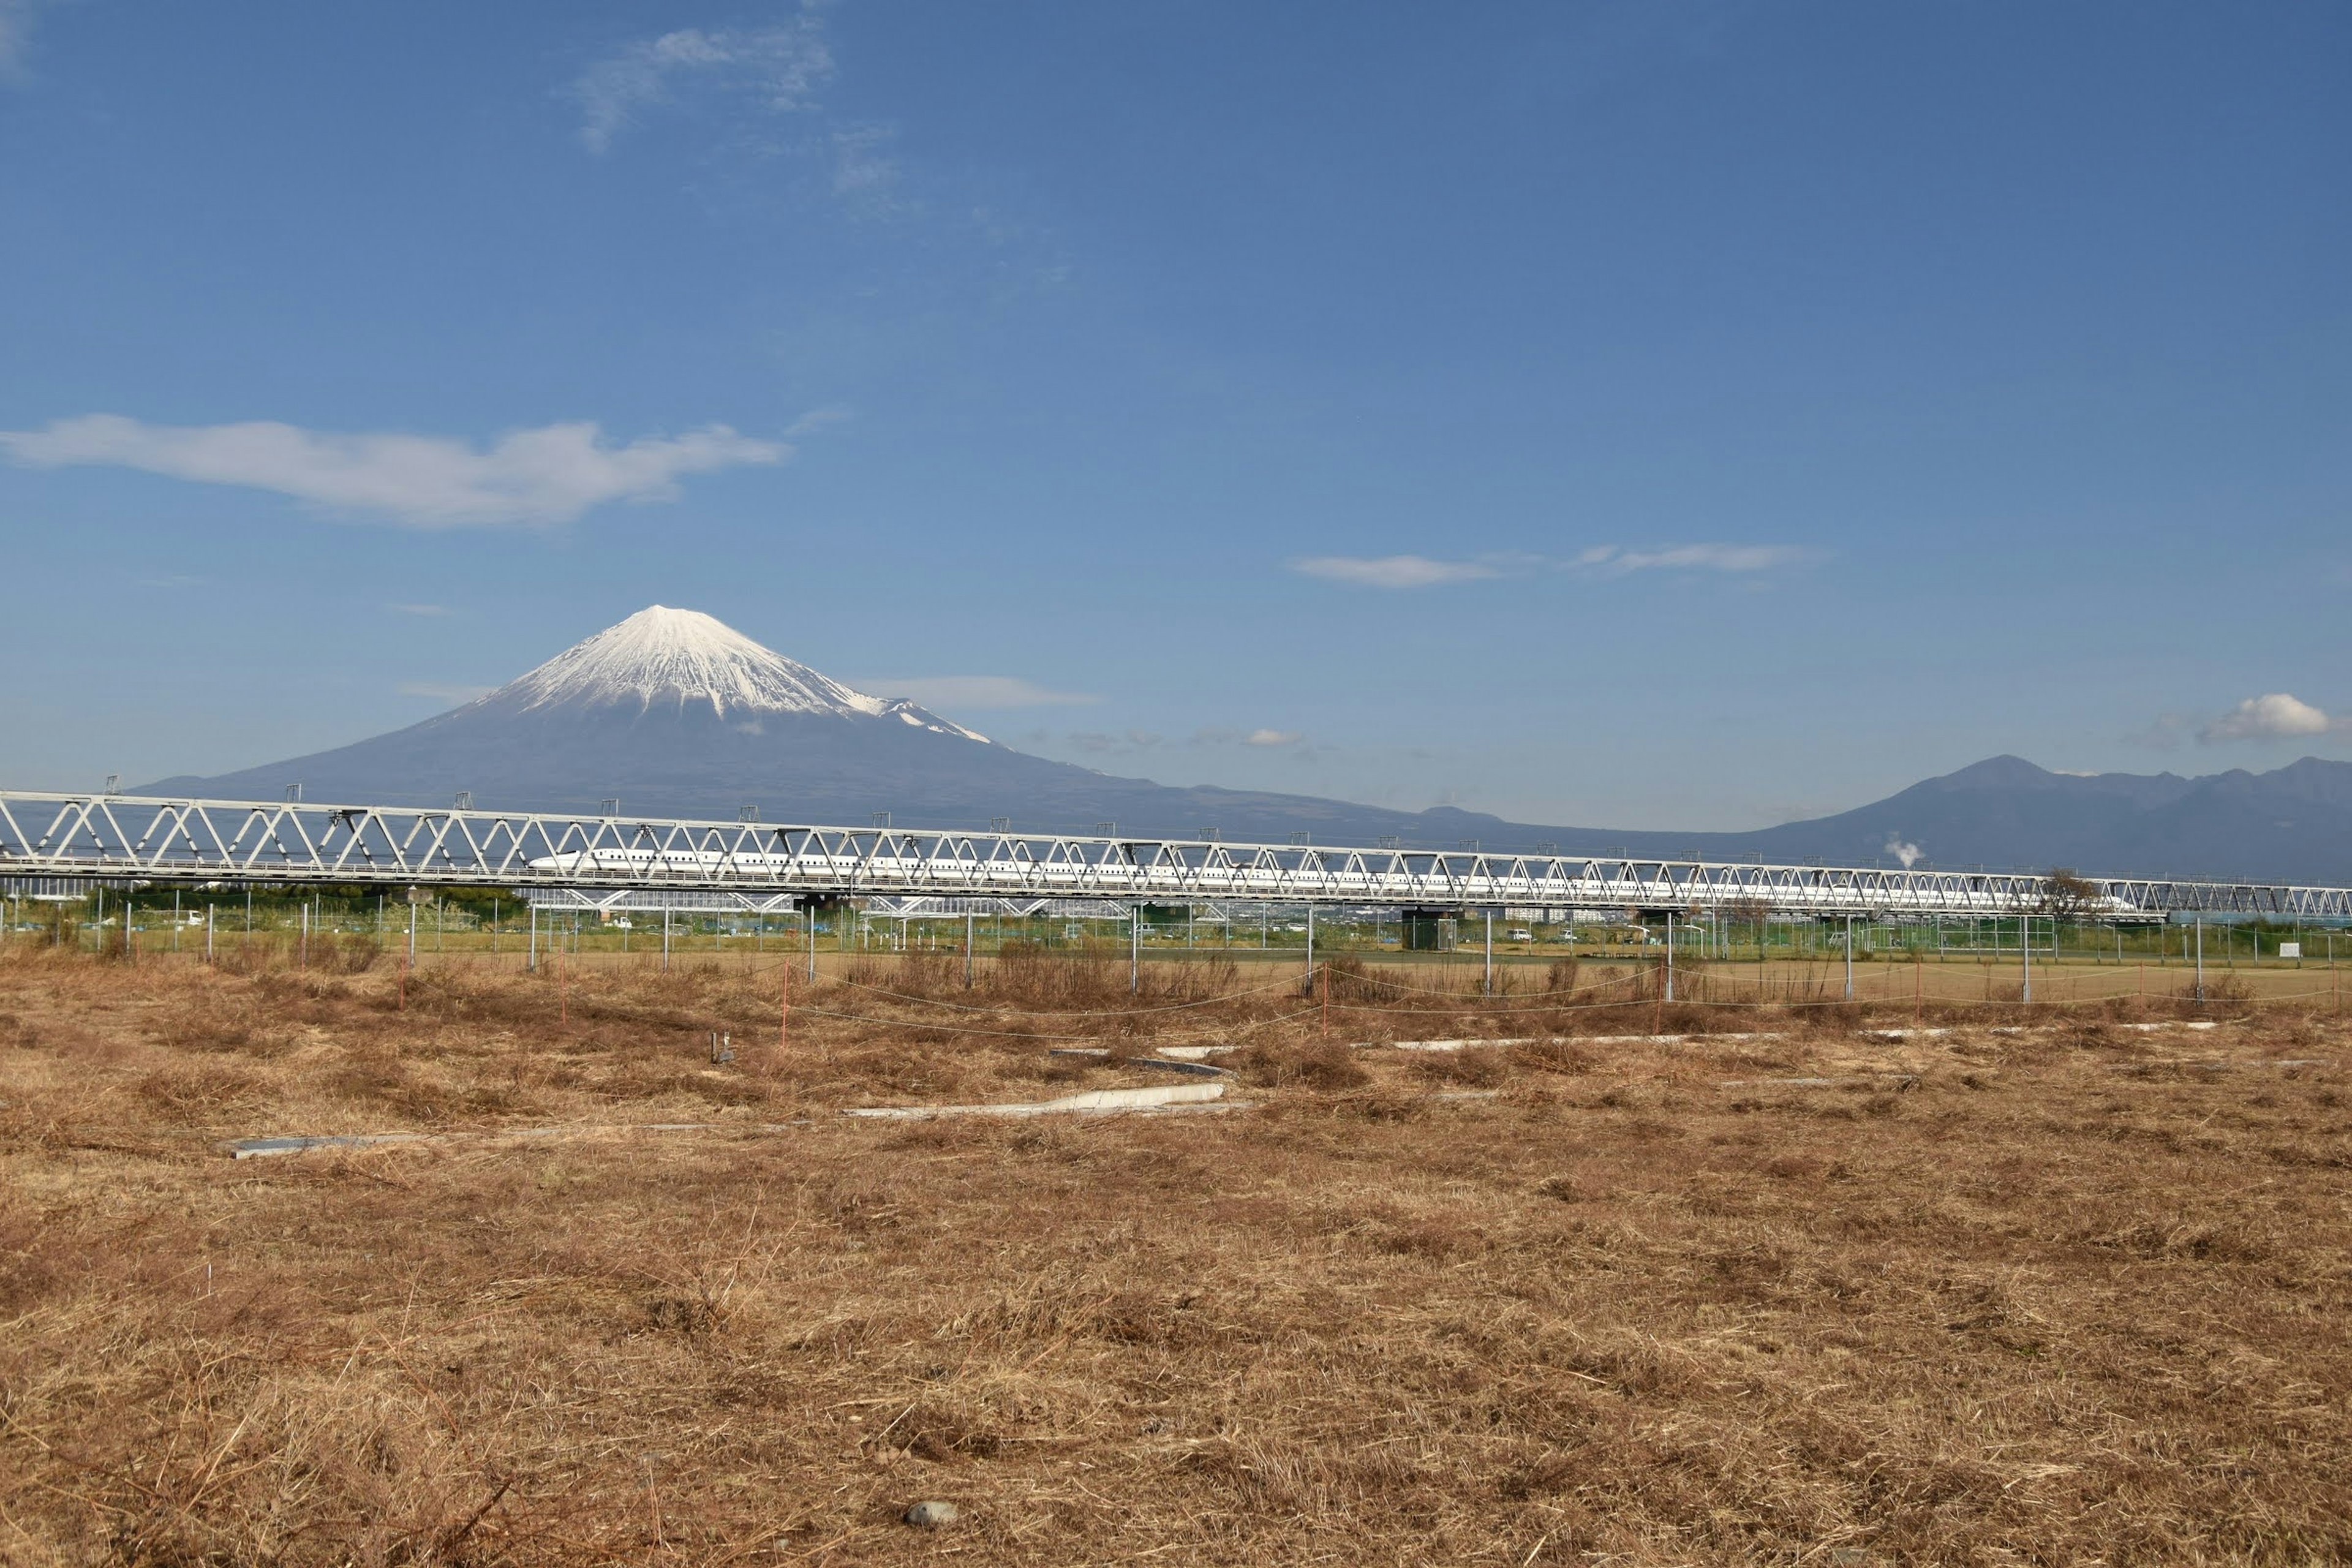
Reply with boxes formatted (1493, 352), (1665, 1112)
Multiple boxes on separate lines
(4, 790), (2351, 922)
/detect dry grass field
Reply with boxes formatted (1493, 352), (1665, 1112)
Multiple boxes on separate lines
(1, 944), (2346, 1565)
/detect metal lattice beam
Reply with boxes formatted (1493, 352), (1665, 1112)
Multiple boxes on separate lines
(3, 790), (2348, 919)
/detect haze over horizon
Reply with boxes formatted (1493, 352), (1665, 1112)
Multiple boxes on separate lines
(2, 2), (2346, 831)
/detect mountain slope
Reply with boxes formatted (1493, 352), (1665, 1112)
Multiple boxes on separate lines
(138, 606), (1495, 843)
(137, 607), (2352, 882)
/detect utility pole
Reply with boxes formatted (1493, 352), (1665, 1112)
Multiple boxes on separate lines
(965, 911), (974, 989)
(1304, 907), (1316, 988)
(662, 905), (671, 971)
(1484, 909), (1494, 997)
(1130, 905), (1140, 993)
(1663, 911), (1673, 1003)
(2021, 911), (2031, 1005)
(406, 892), (417, 968)
(1843, 914), (1854, 1001)
(2195, 915), (2204, 1005)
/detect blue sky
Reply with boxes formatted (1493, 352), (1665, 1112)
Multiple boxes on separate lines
(1, 1), (2346, 829)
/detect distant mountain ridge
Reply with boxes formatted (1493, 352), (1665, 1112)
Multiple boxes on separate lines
(1610, 755), (2352, 884)
(138, 607), (2352, 885)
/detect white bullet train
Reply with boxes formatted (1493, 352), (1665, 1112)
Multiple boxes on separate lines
(522, 843), (2141, 917)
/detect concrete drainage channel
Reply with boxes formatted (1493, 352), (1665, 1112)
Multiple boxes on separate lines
(842, 1082), (1238, 1120)
(224, 1084), (1241, 1157)
(1047, 1047), (1237, 1079)
(226, 1121), (810, 1159)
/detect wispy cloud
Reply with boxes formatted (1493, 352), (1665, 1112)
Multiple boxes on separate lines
(1066, 729), (1164, 756)
(1188, 725), (1327, 762)
(386, 602), (451, 617)
(783, 405), (854, 438)
(570, 11), (834, 154)
(397, 681), (494, 704)
(1292, 543), (1804, 589)
(2200, 692), (2341, 743)
(0, 0), (53, 75)
(1577, 543), (1804, 574)
(0, 415), (785, 527)
(861, 676), (1099, 711)
(829, 123), (901, 205)
(1292, 555), (1501, 589)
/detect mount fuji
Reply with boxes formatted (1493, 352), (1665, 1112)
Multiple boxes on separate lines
(136, 606), (1483, 840)
(137, 606), (2352, 880)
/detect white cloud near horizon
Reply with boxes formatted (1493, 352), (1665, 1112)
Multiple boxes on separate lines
(2200, 693), (2339, 743)
(864, 675), (1100, 711)
(1292, 555), (1501, 589)
(0, 415), (785, 526)
(1243, 728), (1301, 747)
(571, 13), (834, 154)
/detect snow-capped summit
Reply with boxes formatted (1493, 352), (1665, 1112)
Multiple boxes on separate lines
(484, 606), (987, 742)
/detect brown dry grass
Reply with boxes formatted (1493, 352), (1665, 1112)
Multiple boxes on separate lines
(1, 945), (2348, 1565)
